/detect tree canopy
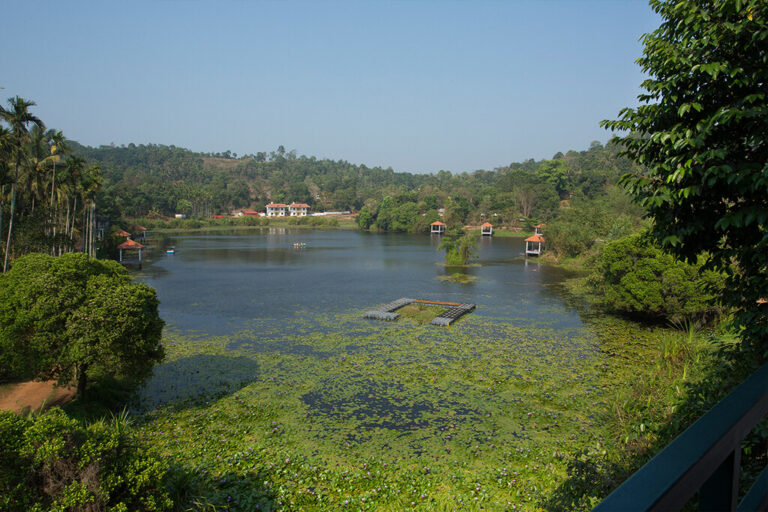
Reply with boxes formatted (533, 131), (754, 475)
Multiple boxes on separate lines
(0, 253), (164, 395)
(603, 0), (768, 353)
(596, 233), (724, 323)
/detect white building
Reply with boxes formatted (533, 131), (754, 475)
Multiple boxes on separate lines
(289, 203), (310, 216)
(266, 203), (288, 216)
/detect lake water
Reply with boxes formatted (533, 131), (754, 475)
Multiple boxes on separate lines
(137, 228), (583, 336)
(135, 229), (611, 509)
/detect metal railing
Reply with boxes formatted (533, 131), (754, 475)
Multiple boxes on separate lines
(592, 361), (768, 512)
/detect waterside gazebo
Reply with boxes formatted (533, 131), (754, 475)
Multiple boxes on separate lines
(134, 225), (147, 241)
(118, 239), (144, 265)
(114, 228), (131, 239)
(534, 223), (545, 235)
(481, 222), (493, 236)
(431, 221), (446, 234)
(525, 234), (545, 257)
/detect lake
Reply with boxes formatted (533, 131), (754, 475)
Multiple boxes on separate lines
(137, 228), (583, 335)
(134, 228), (612, 510)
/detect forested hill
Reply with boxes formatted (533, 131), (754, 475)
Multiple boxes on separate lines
(72, 140), (640, 224)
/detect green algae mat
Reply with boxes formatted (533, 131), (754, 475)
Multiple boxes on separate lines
(135, 312), (613, 510)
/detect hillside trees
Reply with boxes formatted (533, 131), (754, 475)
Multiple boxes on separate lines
(603, 0), (768, 353)
(74, 137), (638, 226)
(0, 253), (164, 396)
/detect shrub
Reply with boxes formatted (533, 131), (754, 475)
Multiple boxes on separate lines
(596, 234), (724, 324)
(0, 408), (172, 512)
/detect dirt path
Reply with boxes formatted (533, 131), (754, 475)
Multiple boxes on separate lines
(0, 381), (76, 414)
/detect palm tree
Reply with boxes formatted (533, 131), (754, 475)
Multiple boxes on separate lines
(0, 97), (45, 273)
(78, 163), (102, 257)
(63, 156), (85, 252)
(47, 130), (68, 208)
(0, 126), (11, 261)
(24, 124), (49, 212)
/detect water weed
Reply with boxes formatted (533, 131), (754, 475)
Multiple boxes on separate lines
(132, 311), (711, 510)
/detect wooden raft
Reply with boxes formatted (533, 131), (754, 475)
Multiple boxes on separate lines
(363, 298), (476, 326)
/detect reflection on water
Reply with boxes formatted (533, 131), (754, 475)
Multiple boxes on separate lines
(136, 229), (582, 335)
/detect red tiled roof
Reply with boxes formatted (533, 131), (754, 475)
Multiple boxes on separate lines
(481, 222), (493, 227)
(135, 225), (147, 231)
(431, 221), (446, 226)
(114, 229), (131, 237)
(534, 223), (545, 228)
(117, 239), (144, 250)
(244, 210), (259, 215)
(289, 203), (310, 208)
(266, 203), (288, 208)
(525, 234), (545, 243)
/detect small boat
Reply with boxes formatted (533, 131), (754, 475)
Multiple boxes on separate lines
(166, 248), (176, 255)
(293, 242), (307, 249)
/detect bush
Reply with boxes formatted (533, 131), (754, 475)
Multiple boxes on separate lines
(0, 408), (172, 512)
(595, 234), (724, 324)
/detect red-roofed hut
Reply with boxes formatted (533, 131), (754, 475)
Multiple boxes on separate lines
(114, 229), (131, 238)
(525, 234), (545, 257)
(134, 225), (147, 240)
(430, 221), (446, 234)
(118, 238), (144, 265)
(481, 222), (493, 236)
(534, 223), (545, 235)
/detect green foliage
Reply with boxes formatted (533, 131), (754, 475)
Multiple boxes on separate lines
(357, 205), (375, 230)
(438, 232), (477, 265)
(444, 195), (473, 227)
(0, 253), (164, 394)
(545, 189), (645, 259)
(603, 0), (768, 353)
(595, 234), (724, 324)
(0, 407), (172, 512)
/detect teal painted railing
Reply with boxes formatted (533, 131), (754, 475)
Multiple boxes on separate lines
(592, 361), (768, 512)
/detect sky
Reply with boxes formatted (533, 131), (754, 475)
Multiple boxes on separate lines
(1, 1), (660, 174)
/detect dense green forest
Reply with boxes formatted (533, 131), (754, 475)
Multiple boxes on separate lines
(73, 139), (638, 229)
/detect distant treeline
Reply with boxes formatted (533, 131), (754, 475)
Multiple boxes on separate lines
(74, 140), (640, 231)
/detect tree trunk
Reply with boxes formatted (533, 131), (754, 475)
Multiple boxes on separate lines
(3, 181), (17, 273)
(50, 162), (56, 207)
(63, 201), (70, 254)
(90, 203), (95, 257)
(0, 185), (5, 265)
(76, 364), (88, 397)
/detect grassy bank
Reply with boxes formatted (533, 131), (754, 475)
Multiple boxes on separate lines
(131, 215), (359, 233)
(466, 229), (532, 238)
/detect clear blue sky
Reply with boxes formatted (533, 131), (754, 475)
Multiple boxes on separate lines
(1, 1), (659, 174)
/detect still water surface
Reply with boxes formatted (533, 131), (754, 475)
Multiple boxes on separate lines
(137, 229), (583, 335)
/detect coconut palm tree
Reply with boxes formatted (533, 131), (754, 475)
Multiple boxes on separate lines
(0, 96), (45, 273)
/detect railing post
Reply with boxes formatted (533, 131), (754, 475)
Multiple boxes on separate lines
(699, 449), (741, 512)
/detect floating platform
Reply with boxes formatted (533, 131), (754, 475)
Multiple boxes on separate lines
(363, 298), (476, 326)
